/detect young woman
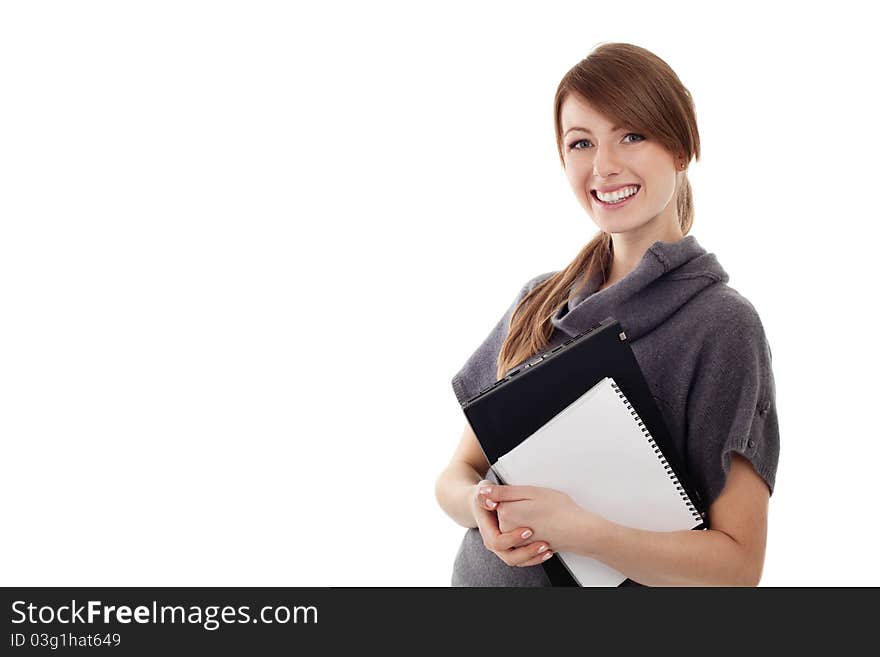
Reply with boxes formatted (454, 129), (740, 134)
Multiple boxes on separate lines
(434, 43), (780, 587)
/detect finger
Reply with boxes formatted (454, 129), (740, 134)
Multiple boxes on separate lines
(495, 527), (536, 551)
(474, 499), (499, 527)
(473, 499), (502, 546)
(510, 528), (538, 548)
(501, 542), (553, 567)
(478, 484), (536, 503)
(477, 511), (535, 555)
(481, 496), (498, 510)
(475, 480), (500, 510)
(517, 547), (555, 568)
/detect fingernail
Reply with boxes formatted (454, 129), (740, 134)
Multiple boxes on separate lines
(521, 529), (532, 539)
(542, 552), (553, 561)
(485, 499), (497, 508)
(479, 487), (491, 495)
(537, 544), (547, 553)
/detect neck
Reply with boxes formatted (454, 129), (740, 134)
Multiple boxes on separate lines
(602, 218), (684, 290)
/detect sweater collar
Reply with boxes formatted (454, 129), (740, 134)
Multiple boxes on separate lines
(550, 235), (728, 341)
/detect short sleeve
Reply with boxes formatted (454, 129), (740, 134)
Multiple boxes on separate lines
(451, 272), (557, 406)
(685, 301), (780, 507)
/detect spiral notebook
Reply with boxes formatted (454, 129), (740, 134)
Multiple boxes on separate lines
(460, 317), (707, 586)
(492, 376), (705, 587)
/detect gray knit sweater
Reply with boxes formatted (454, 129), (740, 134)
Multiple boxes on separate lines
(449, 235), (780, 586)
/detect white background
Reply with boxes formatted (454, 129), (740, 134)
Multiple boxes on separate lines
(1, 1), (877, 586)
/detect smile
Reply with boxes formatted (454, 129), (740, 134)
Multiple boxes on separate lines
(591, 185), (640, 209)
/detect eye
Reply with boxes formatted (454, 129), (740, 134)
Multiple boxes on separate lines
(567, 133), (645, 151)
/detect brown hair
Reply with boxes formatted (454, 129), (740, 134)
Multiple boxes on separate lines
(496, 42), (701, 380)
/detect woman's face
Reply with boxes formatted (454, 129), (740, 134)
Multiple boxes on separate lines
(560, 93), (684, 237)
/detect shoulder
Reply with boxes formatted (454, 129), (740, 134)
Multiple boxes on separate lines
(518, 270), (558, 299)
(501, 270), (559, 312)
(488, 271), (559, 329)
(497, 271), (559, 322)
(690, 284), (774, 372)
(692, 283), (768, 340)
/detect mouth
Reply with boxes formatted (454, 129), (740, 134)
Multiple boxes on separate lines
(591, 185), (641, 209)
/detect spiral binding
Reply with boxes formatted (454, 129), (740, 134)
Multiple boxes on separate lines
(609, 380), (703, 524)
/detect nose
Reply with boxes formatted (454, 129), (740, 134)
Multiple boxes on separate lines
(592, 146), (623, 178)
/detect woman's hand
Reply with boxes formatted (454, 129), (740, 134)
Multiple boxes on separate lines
(480, 483), (606, 555)
(468, 480), (555, 567)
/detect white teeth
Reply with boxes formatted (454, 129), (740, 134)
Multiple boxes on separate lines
(596, 185), (639, 202)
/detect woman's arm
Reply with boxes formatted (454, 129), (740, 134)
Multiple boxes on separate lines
(436, 424), (555, 566)
(578, 453), (769, 586)
(482, 453), (769, 586)
(434, 423), (490, 528)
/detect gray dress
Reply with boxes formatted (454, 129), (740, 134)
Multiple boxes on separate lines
(448, 235), (780, 586)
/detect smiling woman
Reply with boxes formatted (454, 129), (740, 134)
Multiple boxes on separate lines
(435, 42), (780, 587)
(559, 93), (688, 241)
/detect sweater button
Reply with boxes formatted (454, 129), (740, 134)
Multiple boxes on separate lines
(747, 439), (755, 449)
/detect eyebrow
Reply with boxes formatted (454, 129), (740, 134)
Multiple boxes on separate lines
(563, 125), (623, 138)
